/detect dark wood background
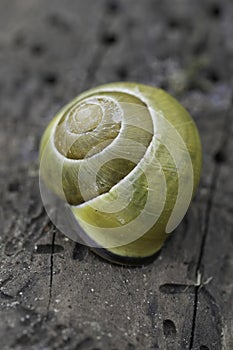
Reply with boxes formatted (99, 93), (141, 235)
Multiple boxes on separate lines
(0, 0), (232, 349)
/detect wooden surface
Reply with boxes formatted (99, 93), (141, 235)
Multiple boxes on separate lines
(0, 0), (233, 349)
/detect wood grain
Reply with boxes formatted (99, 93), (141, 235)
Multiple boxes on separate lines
(0, 0), (232, 349)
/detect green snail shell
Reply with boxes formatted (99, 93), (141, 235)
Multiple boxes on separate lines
(39, 82), (202, 265)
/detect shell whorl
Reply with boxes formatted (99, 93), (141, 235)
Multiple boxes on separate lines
(39, 83), (202, 264)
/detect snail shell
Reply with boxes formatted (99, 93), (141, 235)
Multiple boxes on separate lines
(39, 83), (202, 265)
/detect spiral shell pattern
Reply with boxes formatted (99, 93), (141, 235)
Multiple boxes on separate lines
(39, 83), (202, 265)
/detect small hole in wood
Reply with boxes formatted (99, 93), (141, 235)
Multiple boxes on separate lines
(209, 4), (222, 18)
(160, 283), (194, 294)
(55, 324), (66, 331)
(47, 13), (71, 32)
(72, 243), (88, 261)
(16, 334), (30, 345)
(167, 18), (180, 29)
(116, 66), (128, 80)
(160, 81), (168, 90)
(35, 244), (64, 254)
(8, 181), (20, 192)
(206, 69), (219, 83)
(30, 43), (46, 56)
(106, 0), (120, 13)
(76, 337), (93, 348)
(43, 72), (58, 85)
(163, 319), (176, 338)
(200, 346), (210, 350)
(101, 32), (118, 45)
(214, 150), (226, 163)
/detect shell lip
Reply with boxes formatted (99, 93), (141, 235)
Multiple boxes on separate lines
(91, 247), (162, 267)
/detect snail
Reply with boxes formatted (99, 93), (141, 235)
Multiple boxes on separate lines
(39, 82), (202, 265)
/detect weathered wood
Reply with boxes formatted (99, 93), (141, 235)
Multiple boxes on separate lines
(0, 0), (233, 349)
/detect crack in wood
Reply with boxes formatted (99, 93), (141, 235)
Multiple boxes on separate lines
(189, 110), (232, 350)
(46, 229), (56, 319)
(189, 161), (220, 348)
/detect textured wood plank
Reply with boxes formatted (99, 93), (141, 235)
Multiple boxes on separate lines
(0, 0), (233, 349)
